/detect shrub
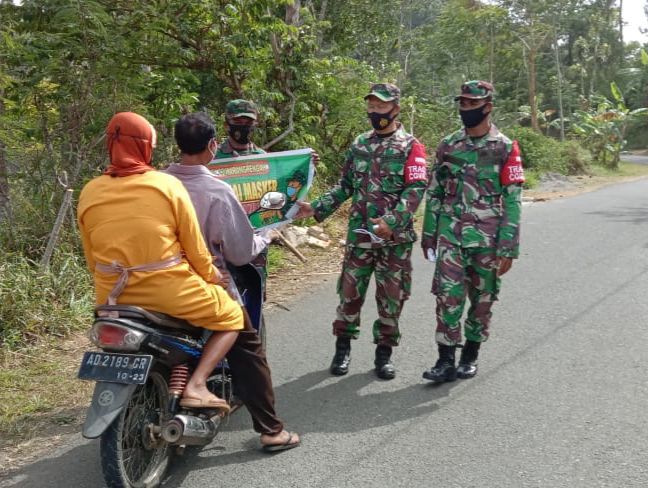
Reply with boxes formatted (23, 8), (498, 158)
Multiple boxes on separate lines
(559, 140), (592, 175)
(506, 127), (590, 176)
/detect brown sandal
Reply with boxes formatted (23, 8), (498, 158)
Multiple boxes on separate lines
(179, 396), (231, 413)
(261, 431), (301, 453)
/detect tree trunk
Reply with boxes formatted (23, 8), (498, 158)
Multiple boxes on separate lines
(528, 47), (539, 131)
(286, 0), (301, 25)
(318, 0), (328, 21)
(0, 139), (11, 224)
(619, 0), (624, 45)
(315, 0), (328, 47)
(554, 31), (565, 141)
(489, 23), (495, 84)
(0, 94), (12, 228)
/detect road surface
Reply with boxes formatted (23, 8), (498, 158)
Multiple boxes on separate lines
(2, 177), (648, 488)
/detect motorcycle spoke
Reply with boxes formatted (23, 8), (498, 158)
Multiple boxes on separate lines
(119, 380), (163, 484)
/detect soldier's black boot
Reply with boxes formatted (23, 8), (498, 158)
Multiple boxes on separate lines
(456, 340), (480, 379)
(374, 345), (396, 380)
(422, 345), (457, 383)
(330, 336), (351, 376)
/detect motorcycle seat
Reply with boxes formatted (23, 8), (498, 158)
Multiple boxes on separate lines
(95, 305), (203, 337)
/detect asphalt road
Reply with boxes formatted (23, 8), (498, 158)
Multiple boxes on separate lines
(3, 178), (648, 488)
(622, 154), (648, 165)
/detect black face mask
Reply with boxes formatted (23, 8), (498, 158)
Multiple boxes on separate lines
(368, 110), (396, 131)
(460, 104), (489, 128)
(228, 124), (254, 145)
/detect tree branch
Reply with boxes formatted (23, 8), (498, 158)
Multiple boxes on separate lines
(263, 87), (296, 150)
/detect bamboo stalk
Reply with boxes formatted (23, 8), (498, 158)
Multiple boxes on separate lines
(273, 230), (307, 263)
(40, 189), (74, 270)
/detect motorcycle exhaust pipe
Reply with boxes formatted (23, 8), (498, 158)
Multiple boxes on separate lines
(161, 415), (217, 446)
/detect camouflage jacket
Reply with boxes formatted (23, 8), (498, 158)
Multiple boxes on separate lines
(422, 124), (524, 258)
(312, 124), (428, 248)
(214, 139), (265, 159)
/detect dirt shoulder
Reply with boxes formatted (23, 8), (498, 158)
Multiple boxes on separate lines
(524, 162), (648, 202)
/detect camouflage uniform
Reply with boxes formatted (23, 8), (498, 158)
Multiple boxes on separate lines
(214, 99), (266, 159)
(422, 83), (524, 347)
(312, 84), (428, 347)
(213, 99), (268, 269)
(215, 139), (265, 159)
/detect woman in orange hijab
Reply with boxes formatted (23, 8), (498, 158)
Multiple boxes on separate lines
(77, 112), (243, 411)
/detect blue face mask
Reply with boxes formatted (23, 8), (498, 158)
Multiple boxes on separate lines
(287, 187), (297, 197)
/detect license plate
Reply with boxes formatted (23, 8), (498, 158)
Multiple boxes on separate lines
(78, 352), (153, 385)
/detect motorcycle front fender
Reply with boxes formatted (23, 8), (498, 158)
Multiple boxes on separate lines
(82, 382), (137, 439)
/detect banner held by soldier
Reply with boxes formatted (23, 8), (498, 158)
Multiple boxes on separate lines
(208, 148), (314, 230)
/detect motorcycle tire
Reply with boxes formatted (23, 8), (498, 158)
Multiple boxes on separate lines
(100, 370), (171, 488)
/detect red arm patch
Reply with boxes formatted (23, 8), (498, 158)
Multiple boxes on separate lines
(405, 142), (428, 184)
(501, 140), (525, 185)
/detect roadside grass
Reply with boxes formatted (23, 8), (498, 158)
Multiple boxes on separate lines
(266, 245), (287, 274)
(0, 334), (93, 448)
(593, 161), (648, 177)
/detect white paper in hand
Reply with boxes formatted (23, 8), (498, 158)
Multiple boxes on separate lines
(284, 204), (299, 220)
(426, 249), (437, 262)
(352, 228), (385, 244)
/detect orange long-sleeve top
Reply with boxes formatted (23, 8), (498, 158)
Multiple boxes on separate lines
(77, 171), (242, 331)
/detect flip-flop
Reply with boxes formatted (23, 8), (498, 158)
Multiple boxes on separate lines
(261, 432), (301, 453)
(179, 396), (231, 413)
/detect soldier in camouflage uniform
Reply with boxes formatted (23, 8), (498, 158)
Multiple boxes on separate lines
(295, 83), (428, 380)
(214, 99), (267, 159)
(421, 80), (524, 383)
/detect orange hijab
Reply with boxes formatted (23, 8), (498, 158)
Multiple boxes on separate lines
(104, 112), (156, 177)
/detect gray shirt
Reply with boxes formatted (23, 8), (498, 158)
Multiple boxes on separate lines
(163, 163), (267, 273)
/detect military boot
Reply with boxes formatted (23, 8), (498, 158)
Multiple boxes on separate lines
(456, 340), (480, 379)
(374, 345), (396, 380)
(422, 345), (457, 383)
(330, 337), (351, 376)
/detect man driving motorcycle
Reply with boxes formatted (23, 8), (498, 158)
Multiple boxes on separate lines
(164, 112), (300, 452)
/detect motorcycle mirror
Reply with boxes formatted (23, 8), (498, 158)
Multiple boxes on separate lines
(259, 191), (287, 210)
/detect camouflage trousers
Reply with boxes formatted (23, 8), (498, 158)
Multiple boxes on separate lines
(432, 246), (501, 346)
(333, 243), (413, 347)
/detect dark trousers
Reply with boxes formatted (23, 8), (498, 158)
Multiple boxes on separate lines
(226, 324), (284, 435)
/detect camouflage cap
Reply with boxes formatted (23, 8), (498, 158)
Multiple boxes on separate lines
(454, 80), (495, 101)
(364, 83), (400, 104)
(225, 99), (258, 120)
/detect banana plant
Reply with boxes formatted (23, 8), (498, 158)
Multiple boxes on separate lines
(571, 83), (648, 168)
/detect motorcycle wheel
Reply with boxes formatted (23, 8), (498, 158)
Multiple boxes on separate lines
(100, 370), (171, 488)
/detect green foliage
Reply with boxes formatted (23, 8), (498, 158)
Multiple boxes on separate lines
(0, 0), (644, 350)
(266, 245), (287, 275)
(571, 87), (648, 168)
(506, 126), (590, 176)
(0, 250), (93, 350)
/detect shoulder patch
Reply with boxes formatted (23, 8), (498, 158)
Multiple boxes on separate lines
(405, 142), (428, 184)
(501, 140), (525, 185)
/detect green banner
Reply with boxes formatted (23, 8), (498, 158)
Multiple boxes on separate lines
(207, 148), (314, 230)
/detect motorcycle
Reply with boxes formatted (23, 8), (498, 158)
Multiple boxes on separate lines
(77, 191), (285, 488)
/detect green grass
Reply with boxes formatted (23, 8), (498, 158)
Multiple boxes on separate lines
(592, 161), (648, 177)
(0, 338), (93, 442)
(0, 251), (93, 350)
(523, 169), (541, 189)
(266, 245), (288, 274)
